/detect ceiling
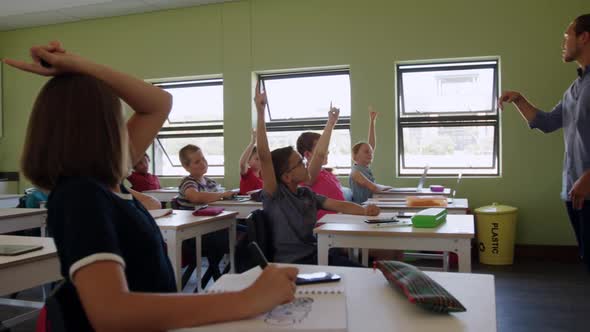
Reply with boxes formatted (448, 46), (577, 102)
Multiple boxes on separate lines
(0, 0), (237, 31)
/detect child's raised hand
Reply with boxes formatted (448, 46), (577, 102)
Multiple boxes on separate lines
(243, 265), (298, 313)
(254, 81), (267, 113)
(369, 105), (378, 121)
(328, 102), (340, 124)
(250, 129), (257, 143)
(364, 204), (380, 216)
(3, 41), (86, 77)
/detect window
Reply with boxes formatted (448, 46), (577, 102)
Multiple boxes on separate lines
(259, 70), (352, 174)
(152, 78), (224, 176)
(396, 60), (499, 176)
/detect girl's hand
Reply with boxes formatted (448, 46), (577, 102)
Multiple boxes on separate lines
(3, 41), (88, 77)
(369, 105), (378, 121)
(378, 185), (393, 191)
(364, 204), (380, 216)
(221, 191), (236, 200)
(242, 265), (298, 314)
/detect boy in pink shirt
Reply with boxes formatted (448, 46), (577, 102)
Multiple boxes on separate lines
(296, 105), (345, 220)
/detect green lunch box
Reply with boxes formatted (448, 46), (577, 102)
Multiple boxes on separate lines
(411, 208), (447, 228)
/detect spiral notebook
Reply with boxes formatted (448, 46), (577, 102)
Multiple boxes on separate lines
(181, 270), (347, 332)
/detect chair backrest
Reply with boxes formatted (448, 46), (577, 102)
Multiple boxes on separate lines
(245, 209), (274, 261)
(44, 281), (93, 332)
(170, 197), (181, 210)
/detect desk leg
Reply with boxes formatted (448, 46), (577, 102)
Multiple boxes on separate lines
(196, 235), (203, 293)
(41, 215), (47, 237)
(456, 239), (472, 273)
(163, 230), (182, 291)
(443, 252), (450, 271)
(317, 234), (330, 266)
(229, 219), (236, 273)
(361, 249), (369, 267)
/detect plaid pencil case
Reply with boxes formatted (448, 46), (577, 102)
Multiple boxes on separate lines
(375, 260), (466, 313)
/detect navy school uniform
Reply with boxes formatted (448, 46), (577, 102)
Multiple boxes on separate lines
(47, 176), (176, 331)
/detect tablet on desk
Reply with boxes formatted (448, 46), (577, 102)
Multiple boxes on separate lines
(0, 244), (43, 256)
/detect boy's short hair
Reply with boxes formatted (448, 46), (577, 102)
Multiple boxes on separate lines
(296, 132), (321, 156)
(21, 74), (127, 190)
(352, 141), (369, 156)
(179, 144), (201, 167)
(271, 146), (295, 182)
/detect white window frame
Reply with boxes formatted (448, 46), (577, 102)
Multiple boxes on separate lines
(150, 76), (224, 177)
(258, 69), (352, 175)
(396, 59), (500, 177)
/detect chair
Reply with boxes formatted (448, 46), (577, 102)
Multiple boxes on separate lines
(235, 209), (273, 272)
(37, 281), (93, 332)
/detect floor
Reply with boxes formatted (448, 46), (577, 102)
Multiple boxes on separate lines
(1, 257), (588, 332)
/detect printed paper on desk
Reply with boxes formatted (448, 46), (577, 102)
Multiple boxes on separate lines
(192, 271), (347, 332)
(365, 212), (400, 222)
(148, 209), (173, 219)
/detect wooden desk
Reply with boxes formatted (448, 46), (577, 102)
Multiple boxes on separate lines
(143, 188), (179, 203)
(364, 198), (469, 214)
(0, 208), (47, 234)
(155, 210), (238, 292)
(0, 235), (61, 329)
(374, 188), (451, 198)
(0, 195), (21, 208)
(209, 199), (262, 218)
(173, 264), (496, 332)
(315, 214), (474, 272)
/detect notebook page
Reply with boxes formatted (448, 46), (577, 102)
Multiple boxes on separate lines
(195, 271), (347, 332)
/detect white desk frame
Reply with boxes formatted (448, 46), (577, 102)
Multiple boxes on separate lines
(0, 236), (61, 329)
(0, 195), (22, 208)
(364, 198), (469, 214)
(173, 264), (497, 332)
(315, 214), (474, 272)
(0, 208), (47, 235)
(374, 188), (451, 198)
(155, 210), (238, 292)
(143, 188), (179, 203)
(209, 199), (262, 218)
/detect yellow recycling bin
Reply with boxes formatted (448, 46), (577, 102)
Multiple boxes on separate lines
(474, 203), (518, 265)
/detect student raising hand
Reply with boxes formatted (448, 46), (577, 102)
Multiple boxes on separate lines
(3, 41), (84, 77)
(328, 102), (340, 124)
(255, 80), (268, 113)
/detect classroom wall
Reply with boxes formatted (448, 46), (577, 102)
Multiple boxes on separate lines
(0, 0), (589, 246)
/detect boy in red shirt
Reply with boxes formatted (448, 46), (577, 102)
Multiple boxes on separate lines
(127, 153), (161, 192)
(239, 129), (263, 194)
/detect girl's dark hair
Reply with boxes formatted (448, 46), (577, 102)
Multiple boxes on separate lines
(574, 14), (590, 35)
(271, 146), (294, 182)
(21, 74), (127, 190)
(296, 132), (320, 156)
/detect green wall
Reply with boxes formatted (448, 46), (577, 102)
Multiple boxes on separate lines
(0, 0), (588, 245)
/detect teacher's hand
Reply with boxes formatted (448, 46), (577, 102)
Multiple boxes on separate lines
(569, 171), (590, 210)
